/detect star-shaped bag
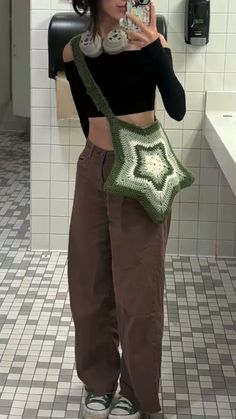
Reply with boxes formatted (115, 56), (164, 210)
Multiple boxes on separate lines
(70, 35), (195, 224)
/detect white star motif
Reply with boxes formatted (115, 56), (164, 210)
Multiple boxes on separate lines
(142, 152), (168, 177)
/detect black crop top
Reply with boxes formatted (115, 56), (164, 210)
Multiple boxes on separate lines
(63, 37), (186, 138)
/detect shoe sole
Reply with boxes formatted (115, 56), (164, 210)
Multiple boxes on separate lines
(108, 412), (142, 419)
(82, 404), (112, 419)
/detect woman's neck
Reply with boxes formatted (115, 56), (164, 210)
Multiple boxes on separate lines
(97, 14), (120, 38)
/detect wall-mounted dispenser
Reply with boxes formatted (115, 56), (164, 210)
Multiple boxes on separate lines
(185, 0), (210, 46)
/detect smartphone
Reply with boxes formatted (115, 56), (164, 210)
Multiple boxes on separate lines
(122, 0), (151, 32)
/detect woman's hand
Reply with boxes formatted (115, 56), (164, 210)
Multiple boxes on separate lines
(125, 1), (168, 49)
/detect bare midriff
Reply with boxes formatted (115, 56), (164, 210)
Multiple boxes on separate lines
(88, 109), (155, 150)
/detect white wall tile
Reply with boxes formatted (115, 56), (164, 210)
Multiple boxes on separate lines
(210, 14), (228, 33)
(212, 0), (229, 13)
(171, 202), (179, 219)
(199, 186), (218, 203)
(69, 182), (76, 200)
(183, 111), (204, 130)
(205, 73), (224, 90)
(200, 149), (218, 168)
(182, 130), (202, 148)
(180, 221), (198, 238)
(180, 185), (199, 203)
(51, 163), (69, 182)
(229, 0), (236, 13)
(217, 241), (235, 256)
(179, 239), (197, 255)
(217, 223), (236, 240)
(198, 221), (217, 240)
(197, 240), (216, 256)
(31, 163), (50, 180)
(182, 148), (201, 167)
(166, 238), (179, 255)
(31, 181), (50, 198)
(31, 199), (50, 216)
(168, 0), (185, 13)
(199, 203), (218, 222)
(227, 14), (236, 33)
(51, 127), (70, 145)
(50, 217), (68, 234)
(186, 73), (205, 91)
(168, 13), (185, 33)
(50, 199), (68, 217)
(172, 53), (186, 72)
(31, 216), (49, 234)
(51, 0), (71, 11)
(226, 34), (236, 53)
(180, 203), (198, 220)
(31, 144), (50, 163)
(206, 33), (227, 53)
(50, 234), (68, 251)
(200, 168), (219, 185)
(225, 54), (236, 72)
(31, 234), (49, 250)
(31, 89), (50, 107)
(69, 146), (81, 164)
(169, 220), (179, 237)
(31, 0), (50, 9)
(69, 164), (77, 182)
(51, 145), (69, 163)
(31, 107), (51, 126)
(31, 10), (51, 30)
(186, 54), (205, 73)
(31, 49), (48, 69)
(165, 129), (182, 148)
(51, 182), (68, 199)
(168, 33), (186, 52)
(224, 73), (236, 90)
(218, 205), (236, 222)
(31, 30), (48, 49)
(218, 186), (236, 204)
(205, 54), (225, 72)
(31, 126), (50, 144)
(153, 0), (168, 13)
(31, 70), (50, 88)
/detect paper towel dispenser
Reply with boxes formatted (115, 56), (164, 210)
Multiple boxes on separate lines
(48, 12), (168, 79)
(185, 0), (210, 46)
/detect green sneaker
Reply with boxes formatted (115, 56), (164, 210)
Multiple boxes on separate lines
(109, 395), (141, 419)
(83, 392), (114, 419)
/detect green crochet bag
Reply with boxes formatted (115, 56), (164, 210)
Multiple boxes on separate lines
(70, 34), (195, 224)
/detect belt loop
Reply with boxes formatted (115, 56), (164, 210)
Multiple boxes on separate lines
(87, 139), (94, 158)
(99, 151), (107, 190)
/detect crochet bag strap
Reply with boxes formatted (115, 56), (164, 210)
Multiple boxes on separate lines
(70, 34), (115, 121)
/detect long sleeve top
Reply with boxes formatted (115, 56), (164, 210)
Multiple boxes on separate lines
(63, 37), (186, 138)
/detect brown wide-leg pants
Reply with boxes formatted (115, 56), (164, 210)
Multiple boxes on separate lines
(68, 138), (172, 414)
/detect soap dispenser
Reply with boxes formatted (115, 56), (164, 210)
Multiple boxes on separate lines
(185, 0), (210, 46)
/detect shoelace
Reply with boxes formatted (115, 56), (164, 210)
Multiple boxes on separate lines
(112, 396), (136, 412)
(87, 393), (112, 406)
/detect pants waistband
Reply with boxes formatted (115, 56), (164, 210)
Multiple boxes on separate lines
(86, 138), (115, 158)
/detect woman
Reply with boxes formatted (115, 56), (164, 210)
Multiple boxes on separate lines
(63, 1), (185, 418)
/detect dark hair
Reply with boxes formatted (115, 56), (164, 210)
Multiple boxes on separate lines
(72, 0), (100, 39)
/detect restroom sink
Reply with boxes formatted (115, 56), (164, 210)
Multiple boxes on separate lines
(204, 92), (236, 197)
(209, 112), (236, 128)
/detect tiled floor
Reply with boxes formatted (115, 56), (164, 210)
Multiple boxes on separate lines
(0, 130), (236, 418)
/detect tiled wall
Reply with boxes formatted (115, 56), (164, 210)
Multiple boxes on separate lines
(30, 0), (236, 256)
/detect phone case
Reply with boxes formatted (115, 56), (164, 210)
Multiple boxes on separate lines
(123, 0), (151, 32)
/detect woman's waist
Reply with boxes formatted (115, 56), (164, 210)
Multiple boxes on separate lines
(88, 110), (155, 129)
